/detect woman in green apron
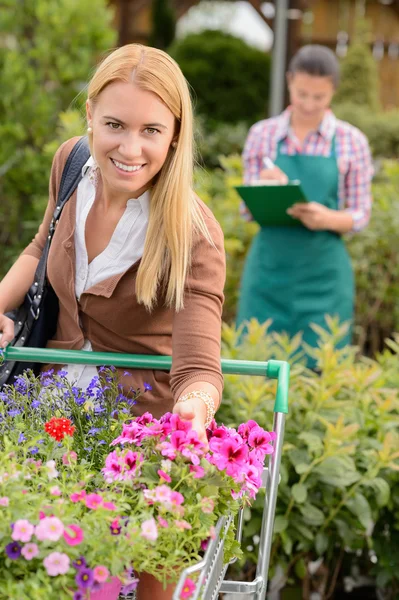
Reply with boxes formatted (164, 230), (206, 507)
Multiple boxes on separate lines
(237, 45), (373, 367)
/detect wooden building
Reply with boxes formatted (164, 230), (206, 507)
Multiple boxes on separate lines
(109, 0), (399, 109)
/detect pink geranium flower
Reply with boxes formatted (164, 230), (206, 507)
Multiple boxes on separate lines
(155, 484), (172, 504)
(237, 420), (259, 441)
(174, 520), (192, 531)
(211, 438), (249, 479)
(157, 469), (172, 483)
(35, 517), (64, 542)
(190, 465), (205, 479)
(62, 451), (77, 465)
(180, 577), (196, 599)
(43, 551), (70, 576)
(141, 518), (158, 541)
(170, 491), (184, 506)
(70, 490), (86, 503)
(85, 493), (103, 510)
(157, 517), (169, 528)
(94, 565), (110, 583)
(63, 524), (84, 546)
(247, 427), (275, 460)
(21, 542), (39, 560)
(200, 497), (215, 514)
(12, 519), (35, 543)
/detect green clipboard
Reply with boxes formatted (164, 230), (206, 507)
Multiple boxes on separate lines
(235, 181), (309, 227)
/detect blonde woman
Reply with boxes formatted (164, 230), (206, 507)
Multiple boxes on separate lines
(0, 44), (225, 598)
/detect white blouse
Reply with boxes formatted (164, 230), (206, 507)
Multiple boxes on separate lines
(64, 156), (149, 389)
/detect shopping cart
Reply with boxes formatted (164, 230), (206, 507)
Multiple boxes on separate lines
(3, 347), (289, 600)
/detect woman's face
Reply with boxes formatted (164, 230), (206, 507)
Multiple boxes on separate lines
(287, 72), (335, 124)
(87, 81), (176, 201)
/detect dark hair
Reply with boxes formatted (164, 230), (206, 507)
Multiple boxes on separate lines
(288, 45), (340, 87)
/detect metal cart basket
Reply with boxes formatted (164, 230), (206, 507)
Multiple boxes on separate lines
(4, 347), (289, 600)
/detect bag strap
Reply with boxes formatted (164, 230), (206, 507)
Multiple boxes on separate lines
(27, 137), (91, 322)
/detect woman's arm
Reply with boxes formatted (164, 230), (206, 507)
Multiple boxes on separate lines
(288, 130), (373, 234)
(0, 255), (40, 347)
(170, 207), (226, 442)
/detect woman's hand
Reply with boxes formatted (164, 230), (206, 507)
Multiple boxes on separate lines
(173, 396), (208, 445)
(287, 202), (333, 230)
(0, 313), (14, 348)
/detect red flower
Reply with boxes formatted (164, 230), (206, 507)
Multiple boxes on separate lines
(44, 417), (75, 442)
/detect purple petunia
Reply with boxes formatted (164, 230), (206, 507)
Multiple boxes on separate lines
(72, 556), (87, 570)
(5, 541), (22, 559)
(73, 592), (85, 600)
(76, 567), (95, 589)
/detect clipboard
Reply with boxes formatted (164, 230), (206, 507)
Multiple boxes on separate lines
(235, 181), (309, 227)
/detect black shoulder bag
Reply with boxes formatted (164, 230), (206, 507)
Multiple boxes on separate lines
(0, 137), (90, 388)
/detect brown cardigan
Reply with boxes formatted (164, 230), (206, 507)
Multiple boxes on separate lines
(22, 137), (226, 417)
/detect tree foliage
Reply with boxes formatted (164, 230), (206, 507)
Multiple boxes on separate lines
(169, 30), (271, 126)
(0, 0), (116, 272)
(333, 22), (380, 111)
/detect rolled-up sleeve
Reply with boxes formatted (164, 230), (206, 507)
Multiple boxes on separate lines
(170, 212), (226, 401)
(344, 131), (374, 232)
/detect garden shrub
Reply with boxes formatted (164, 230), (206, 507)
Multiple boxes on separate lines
(218, 320), (399, 599)
(169, 30), (271, 126)
(0, 0), (116, 278)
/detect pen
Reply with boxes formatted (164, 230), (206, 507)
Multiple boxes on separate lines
(263, 157), (275, 170)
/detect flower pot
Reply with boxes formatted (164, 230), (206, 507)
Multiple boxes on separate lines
(90, 577), (122, 600)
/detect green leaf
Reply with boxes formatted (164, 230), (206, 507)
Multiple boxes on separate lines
(315, 531), (329, 555)
(274, 515), (288, 533)
(298, 432), (323, 454)
(291, 483), (308, 504)
(300, 504), (325, 526)
(281, 530), (293, 555)
(295, 463), (309, 475)
(363, 477), (390, 507)
(295, 557), (307, 579)
(314, 456), (361, 487)
(346, 493), (374, 533)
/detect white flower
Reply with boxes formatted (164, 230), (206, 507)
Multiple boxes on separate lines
(46, 460), (59, 480)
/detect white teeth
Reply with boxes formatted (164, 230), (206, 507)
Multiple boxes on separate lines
(112, 159), (143, 172)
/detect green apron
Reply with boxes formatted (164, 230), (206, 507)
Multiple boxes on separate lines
(237, 136), (354, 368)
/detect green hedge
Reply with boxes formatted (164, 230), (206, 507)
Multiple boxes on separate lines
(218, 320), (399, 597)
(169, 30), (271, 127)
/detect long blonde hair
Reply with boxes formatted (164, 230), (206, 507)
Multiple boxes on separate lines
(87, 44), (211, 311)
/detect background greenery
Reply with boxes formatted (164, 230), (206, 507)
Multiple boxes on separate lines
(0, 0), (115, 274)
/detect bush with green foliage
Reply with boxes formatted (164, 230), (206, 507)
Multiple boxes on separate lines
(169, 30), (271, 126)
(0, 0), (116, 276)
(333, 103), (399, 158)
(333, 40), (380, 111)
(219, 319), (399, 599)
(195, 157), (399, 355)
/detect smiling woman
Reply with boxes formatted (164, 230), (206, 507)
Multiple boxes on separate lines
(0, 45), (226, 599)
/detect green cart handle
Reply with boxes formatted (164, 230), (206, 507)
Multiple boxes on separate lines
(3, 347), (289, 414)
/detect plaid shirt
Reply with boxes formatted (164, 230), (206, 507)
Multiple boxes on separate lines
(241, 108), (373, 231)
